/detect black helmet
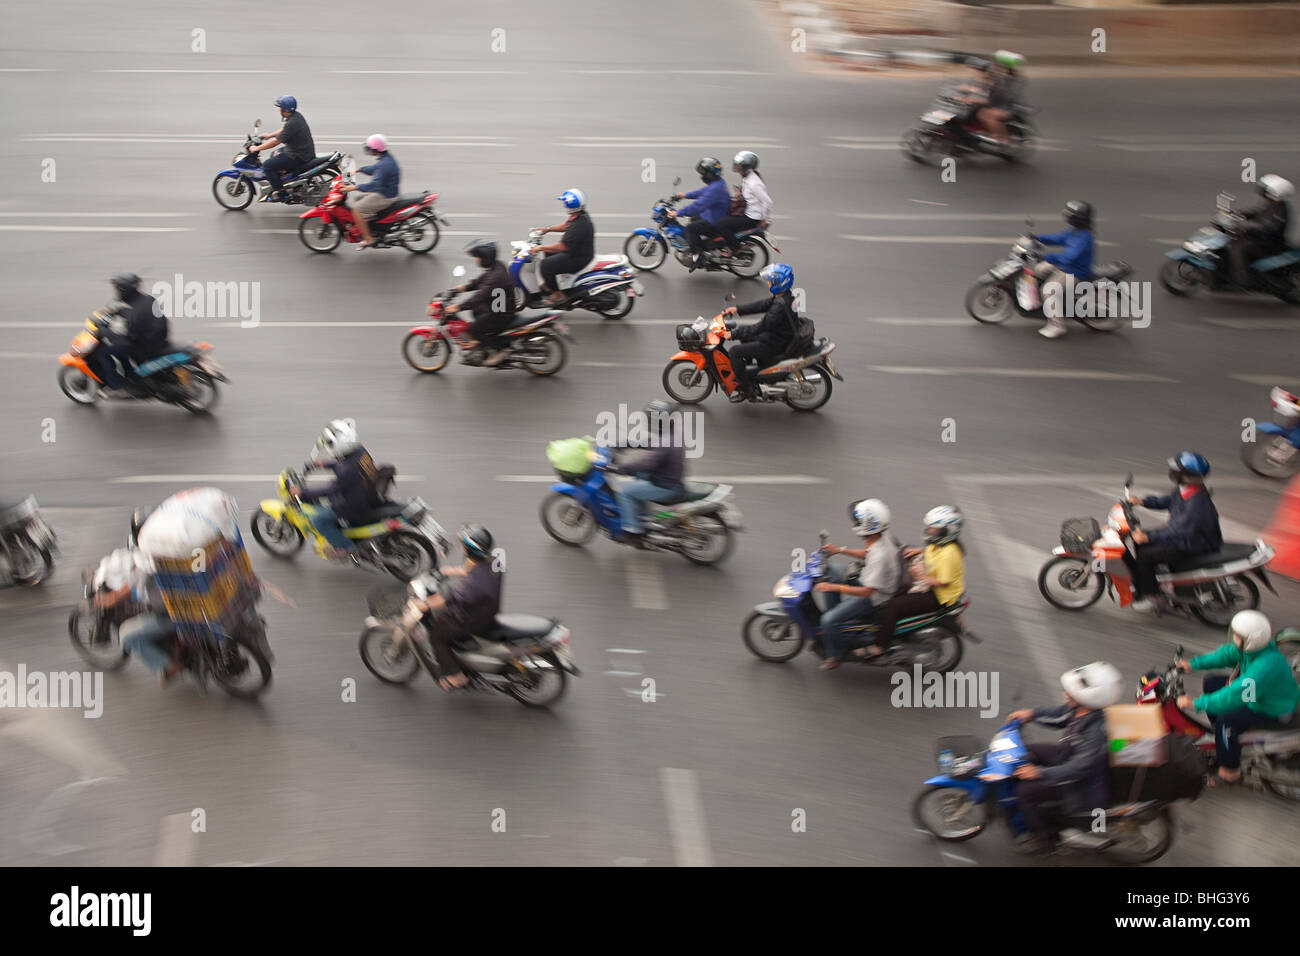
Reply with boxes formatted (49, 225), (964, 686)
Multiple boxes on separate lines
(695, 157), (723, 183)
(1062, 200), (1093, 229)
(111, 273), (141, 297)
(465, 238), (498, 267)
(130, 506), (155, 547)
(458, 524), (493, 562)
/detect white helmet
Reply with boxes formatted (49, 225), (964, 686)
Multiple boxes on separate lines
(313, 418), (358, 463)
(1061, 661), (1123, 710)
(1231, 610), (1273, 653)
(1259, 174), (1295, 202)
(851, 498), (891, 536)
(923, 505), (964, 544)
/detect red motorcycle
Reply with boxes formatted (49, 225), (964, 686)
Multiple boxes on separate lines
(401, 278), (571, 376)
(298, 162), (445, 254)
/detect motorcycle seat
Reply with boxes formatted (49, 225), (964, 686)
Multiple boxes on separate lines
(503, 311), (550, 330)
(1090, 261), (1130, 281)
(589, 256), (625, 271)
(732, 226), (765, 239)
(487, 613), (554, 642)
(341, 502), (406, 526)
(375, 192), (430, 219)
(659, 482), (717, 505)
(1164, 543), (1257, 571)
(554, 256), (599, 290)
(1240, 712), (1300, 745)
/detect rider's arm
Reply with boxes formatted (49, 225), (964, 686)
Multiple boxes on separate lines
(1035, 720), (1107, 787)
(1033, 230), (1067, 247)
(256, 134), (281, 151)
(734, 296), (774, 318)
(1192, 673), (1250, 715)
(1143, 495), (1213, 551)
(1140, 494), (1171, 511)
(1028, 703), (1071, 726)
(1187, 642), (1240, 673)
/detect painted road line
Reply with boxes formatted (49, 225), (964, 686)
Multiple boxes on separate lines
(0, 212), (194, 217)
(252, 228), (487, 236)
(577, 362), (669, 369)
(0, 352), (53, 360)
(868, 366), (1177, 382)
(1205, 319), (1299, 331)
(660, 768), (714, 867)
(957, 473), (1271, 490)
(0, 225), (192, 233)
(330, 69), (521, 74)
(111, 474), (425, 483)
(624, 553), (669, 610)
(867, 318), (970, 326)
(1101, 143), (1300, 152)
(827, 141), (1065, 151)
(0, 68), (59, 72)
(94, 69), (287, 73)
(497, 474), (827, 484)
(1232, 373), (1300, 387)
(839, 213), (1062, 221)
(558, 142), (788, 149)
(562, 69), (769, 75)
(152, 813), (198, 867)
(840, 234), (1116, 246)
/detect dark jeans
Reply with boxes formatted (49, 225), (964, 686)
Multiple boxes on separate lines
(873, 590), (942, 647)
(539, 252), (587, 293)
(1227, 238), (1276, 288)
(469, 311), (514, 349)
(1202, 674), (1292, 770)
(717, 214), (762, 250)
(1017, 741), (1071, 840)
(423, 609), (468, 679)
(262, 152), (310, 194)
(685, 219), (724, 253)
(727, 341), (776, 385)
(1121, 543), (1187, 599)
(93, 340), (134, 388)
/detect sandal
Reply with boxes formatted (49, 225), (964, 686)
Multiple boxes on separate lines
(1207, 771), (1243, 788)
(818, 658), (841, 671)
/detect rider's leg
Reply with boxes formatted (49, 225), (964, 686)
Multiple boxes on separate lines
(120, 613), (175, 675)
(820, 595), (874, 663)
(302, 503), (353, 551)
(615, 479), (679, 535)
(348, 191), (387, 246)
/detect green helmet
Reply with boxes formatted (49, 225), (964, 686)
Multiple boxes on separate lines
(994, 49), (1025, 71)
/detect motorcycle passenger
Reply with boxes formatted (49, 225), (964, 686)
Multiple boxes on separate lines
(1031, 200), (1095, 340)
(251, 94), (316, 203)
(533, 189), (596, 306)
(864, 506), (965, 658)
(340, 133), (400, 249)
(814, 499), (902, 671)
(1008, 661), (1122, 855)
(1228, 174), (1293, 289)
(111, 508), (182, 684)
(609, 400), (687, 546)
(409, 524), (502, 691)
(960, 50), (1026, 148)
(291, 420), (380, 559)
(1123, 452), (1222, 612)
(96, 273), (170, 395)
(669, 157), (730, 271)
(722, 264), (797, 401)
(716, 150), (772, 252)
(1177, 610), (1300, 785)
(448, 239), (518, 367)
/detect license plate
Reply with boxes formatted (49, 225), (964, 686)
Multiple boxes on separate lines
(554, 646), (577, 670)
(631, 280), (645, 295)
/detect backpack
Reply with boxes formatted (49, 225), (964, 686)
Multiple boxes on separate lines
(782, 310), (817, 358)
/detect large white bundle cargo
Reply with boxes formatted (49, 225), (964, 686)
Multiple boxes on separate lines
(137, 487), (240, 559)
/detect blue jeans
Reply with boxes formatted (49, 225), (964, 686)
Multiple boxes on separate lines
(120, 613), (174, 674)
(303, 503), (353, 549)
(94, 340), (133, 388)
(615, 479), (681, 533)
(262, 151), (308, 194)
(822, 595), (875, 660)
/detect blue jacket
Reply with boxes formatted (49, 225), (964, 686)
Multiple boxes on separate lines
(1141, 485), (1222, 554)
(1035, 228), (1094, 279)
(678, 179), (729, 226)
(357, 152), (400, 198)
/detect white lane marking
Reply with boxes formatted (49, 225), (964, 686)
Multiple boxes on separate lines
(197, 318), (681, 328)
(210, 320), (419, 327)
(0, 211), (193, 217)
(0, 323), (82, 328)
(828, 142), (1065, 151)
(559, 142), (788, 149)
(1232, 373), (1300, 387)
(93, 69), (287, 73)
(660, 768), (714, 867)
(939, 850), (977, 865)
(21, 137), (511, 147)
(19, 777), (122, 857)
(153, 812), (198, 867)
(613, 857), (649, 865)
(1205, 319), (1299, 330)
(955, 473), (1270, 490)
(911, 199), (949, 206)
(576, 362), (669, 369)
(0, 225), (192, 232)
(867, 366), (1177, 382)
(867, 318), (970, 326)
(840, 234), (1116, 245)
(330, 69), (521, 74)
(840, 212), (1065, 221)
(251, 228), (486, 236)
(497, 474), (827, 484)
(111, 474), (424, 483)
(562, 69), (770, 75)
(0, 352), (52, 359)
(1102, 143), (1300, 152)
(624, 553), (669, 611)
(1140, 214), (1218, 222)
(0, 68), (59, 72)
(606, 648), (648, 654)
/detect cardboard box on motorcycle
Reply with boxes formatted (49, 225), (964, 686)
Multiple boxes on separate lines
(1105, 704), (1169, 767)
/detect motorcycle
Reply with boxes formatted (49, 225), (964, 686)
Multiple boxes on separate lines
(911, 718), (1176, 863)
(901, 81), (1037, 165)
(508, 230), (641, 319)
(0, 496), (57, 588)
(250, 468), (449, 579)
(401, 269), (572, 376)
(211, 118), (343, 211)
(1241, 387), (1300, 479)
(539, 438), (742, 566)
(1037, 473), (1276, 628)
(1138, 645), (1300, 801)
(67, 569), (274, 699)
(965, 223), (1134, 329)
(57, 309), (227, 413)
(742, 532), (976, 671)
(622, 176), (776, 278)
(662, 311), (842, 411)
(358, 573), (580, 709)
(298, 158), (445, 254)
(1160, 192), (1300, 304)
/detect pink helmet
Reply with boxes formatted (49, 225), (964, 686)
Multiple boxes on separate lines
(365, 133), (388, 153)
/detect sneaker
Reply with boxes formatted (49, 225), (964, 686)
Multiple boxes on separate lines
(482, 349), (511, 368)
(728, 387), (752, 403)
(1129, 597), (1156, 613)
(1038, 322), (1067, 339)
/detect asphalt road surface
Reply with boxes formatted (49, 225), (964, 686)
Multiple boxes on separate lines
(1, 1), (1299, 867)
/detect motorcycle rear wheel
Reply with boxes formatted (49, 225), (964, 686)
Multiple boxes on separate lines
(504, 652), (567, 708)
(67, 601), (130, 670)
(522, 332), (567, 376)
(8, 533), (53, 586)
(299, 218), (342, 253)
(212, 174), (256, 211)
(377, 530), (439, 580)
(965, 284), (1013, 324)
(729, 239), (768, 278)
(400, 213), (440, 254)
(902, 625), (963, 674)
(1101, 808), (1174, 865)
(678, 514), (732, 566)
(741, 612), (804, 663)
(591, 287), (634, 319)
(1240, 435), (1300, 479)
(1001, 125), (1036, 164)
(1037, 556), (1105, 610)
(1189, 575), (1259, 628)
(784, 366), (833, 412)
(358, 624), (421, 685)
(58, 366), (100, 405)
(912, 785), (988, 841)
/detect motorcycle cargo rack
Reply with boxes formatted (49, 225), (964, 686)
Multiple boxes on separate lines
(675, 323), (704, 347)
(1060, 517), (1101, 554)
(935, 734), (985, 779)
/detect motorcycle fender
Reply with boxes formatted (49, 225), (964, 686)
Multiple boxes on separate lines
(258, 500), (288, 520)
(921, 775), (981, 793)
(1256, 423), (1287, 436)
(299, 207), (329, 220)
(407, 326), (443, 338)
(975, 272), (998, 285)
(58, 353), (96, 378)
(751, 602), (790, 620)
(669, 351), (705, 370)
(630, 228), (661, 240)
(1254, 567), (1278, 595)
(215, 168), (247, 179)
(1165, 249), (1217, 270)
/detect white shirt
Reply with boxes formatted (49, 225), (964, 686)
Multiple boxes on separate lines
(741, 172), (773, 222)
(859, 532), (901, 601)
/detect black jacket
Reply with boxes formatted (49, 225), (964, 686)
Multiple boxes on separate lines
(462, 262), (517, 318)
(300, 447), (379, 522)
(733, 290), (796, 352)
(114, 290), (170, 358)
(618, 434), (686, 491)
(1241, 198), (1290, 253)
(1141, 485), (1222, 554)
(1027, 705), (1109, 813)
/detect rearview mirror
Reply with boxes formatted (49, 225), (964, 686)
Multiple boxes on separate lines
(254, 118), (262, 129)
(1124, 472), (1134, 488)
(452, 265), (467, 278)
(672, 177), (681, 188)
(818, 529), (829, 545)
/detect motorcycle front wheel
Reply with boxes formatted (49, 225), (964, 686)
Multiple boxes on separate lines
(250, 511), (305, 558)
(1159, 259), (1204, 298)
(402, 332), (450, 373)
(1001, 125), (1036, 164)
(741, 612), (804, 663)
(1240, 436), (1300, 479)
(540, 493), (596, 546)
(661, 359), (714, 405)
(299, 217), (342, 253)
(212, 174), (256, 210)
(900, 129), (948, 166)
(358, 624), (421, 685)
(58, 366), (100, 405)
(1037, 556), (1105, 610)
(8, 533), (53, 585)
(67, 601), (130, 670)
(911, 786), (989, 841)
(176, 368), (218, 413)
(623, 233), (667, 271)
(965, 283), (1014, 324)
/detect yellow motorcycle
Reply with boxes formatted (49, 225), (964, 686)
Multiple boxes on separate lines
(250, 468), (448, 579)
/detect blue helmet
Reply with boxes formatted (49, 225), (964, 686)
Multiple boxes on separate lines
(1168, 451), (1211, 478)
(273, 94), (298, 112)
(558, 188), (586, 211)
(761, 263), (794, 295)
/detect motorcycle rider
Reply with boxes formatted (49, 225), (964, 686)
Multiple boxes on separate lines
(106, 508), (182, 684)
(532, 189), (596, 306)
(291, 420), (380, 560)
(1031, 200), (1095, 340)
(408, 524), (502, 691)
(957, 50), (1027, 149)
(814, 499), (902, 671)
(722, 264), (798, 402)
(716, 150), (772, 253)
(668, 157), (730, 271)
(95, 273), (170, 395)
(339, 133), (400, 249)
(1123, 452), (1222, 612)
(1227, 174), (1293, 289)
(1177, 610), (1300, 785)
(251, 94), (316, 203)
(1008, 661), (1122, 855)
(864, 506), (965, 658)
(448, 239), (518, 367)
(610, 400), (687, 546)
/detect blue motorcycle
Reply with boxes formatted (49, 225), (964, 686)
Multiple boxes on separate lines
(1160, 193), (1300, 304)
(508, 231), (641, 319)
(539, 438), (742, 565)
(1242, 387), (1300, 479)
(742, 533), (972, 670)
(622, 177), (777, 278)
(912, 718), (1174, 863)
(211, 118), (343, 211)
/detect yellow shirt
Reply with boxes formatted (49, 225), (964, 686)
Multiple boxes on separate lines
(924, 543), (965, 606)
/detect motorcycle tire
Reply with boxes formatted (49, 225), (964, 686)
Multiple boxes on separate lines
(741, 612), (804, 663)
(400, 212), (440, 254)
(8, 533), (53, 586)
(1240, 435), (1300, 480)
(299, 217), (343, 254)
(377, 530), (439, 580)
(965, 283), (1014, 324)
(58, 366), (100, 405)
(522, 332), (567, 376)
(1159, 259), (1204, 298)
(661, 359), (714, 405)
(212, 174), (256, 211)
(503, 652), (568, 708)
(67, 601), (131, 671)
(783, 365), (833, 412)
(176, 368), (219, 414)
(539, 492), (597, 546)
(1101, 807), (1174, 865)
(210, 633), (273, 700)
(1001, 125), (1036, 164)
(911, 785), (989, 841)
(250, 510), (306, 558)
(1189, 575), (1260, 628)
(358, 623), (421, 685)
(591, 287), (634, 319)
(623, 233), (667, 271)
(678, 514), (733, 566)
(1037, 556), (1105, 610)
(728, 238), (768, 278)
(402, 332), (451, 373)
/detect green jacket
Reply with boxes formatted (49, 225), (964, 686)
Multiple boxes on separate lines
(1190, 641), (1300, 719)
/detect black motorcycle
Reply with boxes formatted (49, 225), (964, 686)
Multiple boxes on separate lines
(0, 496), (57, 587)
(211, 118), (343, 211)
(901, 82), (1037, 165)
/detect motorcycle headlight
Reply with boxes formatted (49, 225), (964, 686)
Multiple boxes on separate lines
(773, 575), (800, 599)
